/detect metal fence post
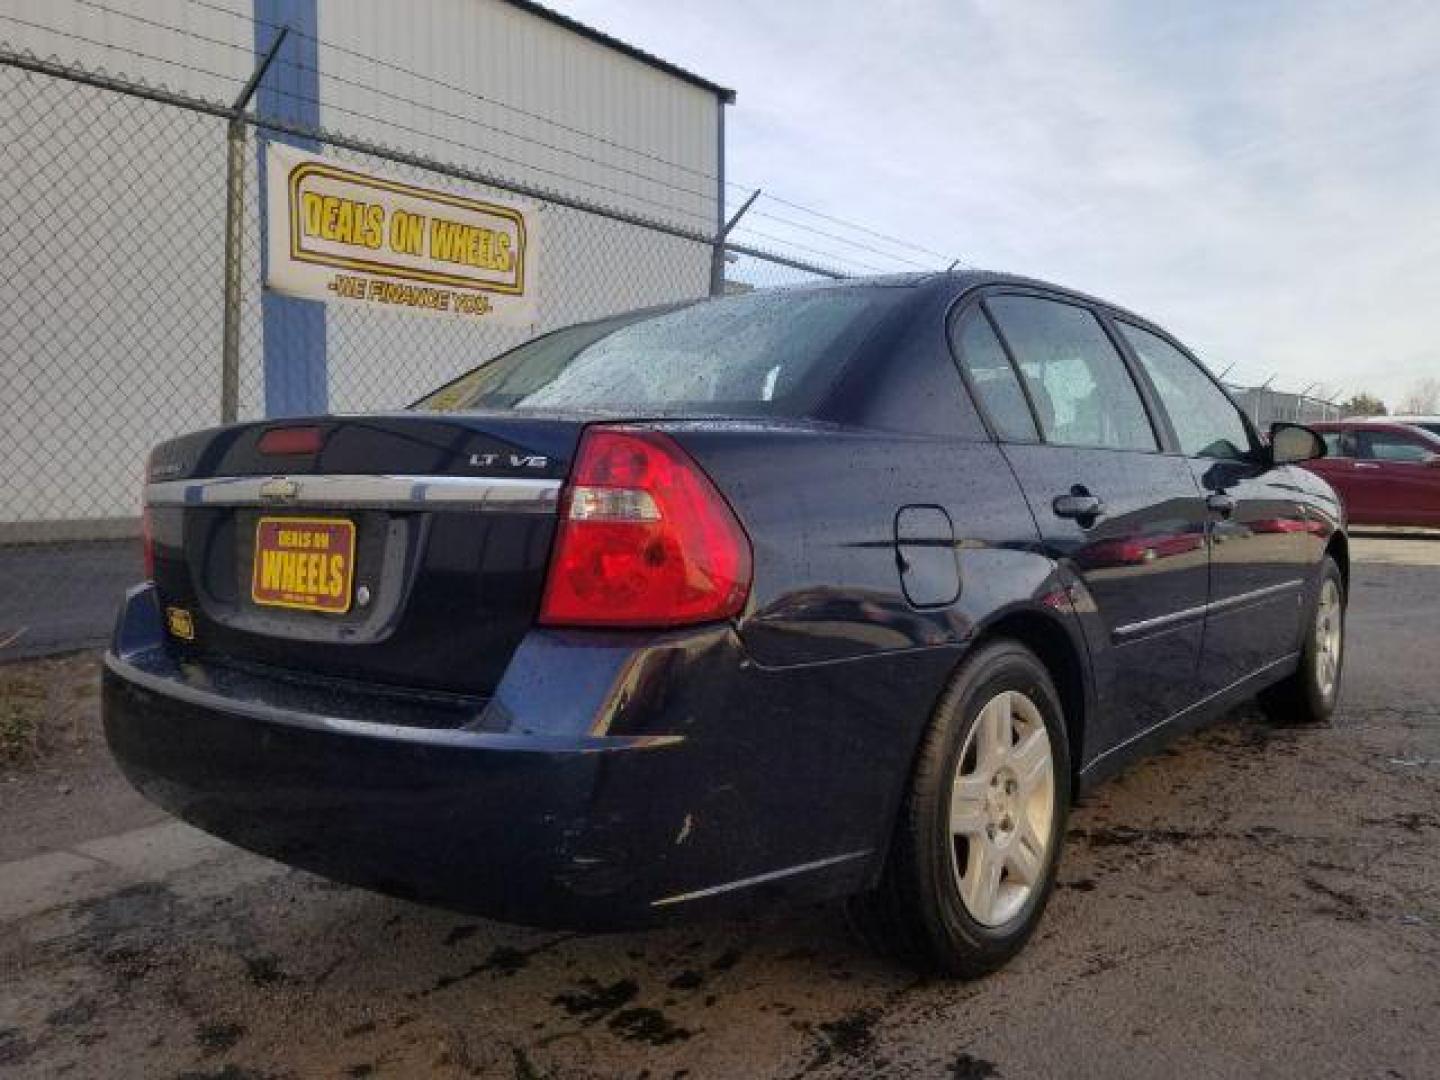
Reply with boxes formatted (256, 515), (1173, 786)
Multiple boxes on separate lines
(710, 188), (760, 297)
(221, 27), (289, 424)
(220, 119), (246, 424)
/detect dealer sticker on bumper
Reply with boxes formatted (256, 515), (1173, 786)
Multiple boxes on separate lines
(251, 516), (356, 613)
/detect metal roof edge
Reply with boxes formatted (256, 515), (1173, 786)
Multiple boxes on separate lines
(501, 0), (736, 103)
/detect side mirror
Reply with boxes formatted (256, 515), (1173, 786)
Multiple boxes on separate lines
(1270, 422), (1326, 465)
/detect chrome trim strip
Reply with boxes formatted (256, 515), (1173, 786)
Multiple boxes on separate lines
(1112, 578), (1303, 643)
(1111, 600), (1207, 643)
(145, 474), (562, 514)
(650, 850), (872, 908)
(1205, 578), (1304, 617)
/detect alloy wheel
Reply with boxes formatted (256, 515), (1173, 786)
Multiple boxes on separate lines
(948, 690), (1056, 927)
(1314, 578), (1343, 699)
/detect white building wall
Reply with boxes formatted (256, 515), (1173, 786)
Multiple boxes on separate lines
(315, 0), (719, 233)
(0, 0), (724, 528)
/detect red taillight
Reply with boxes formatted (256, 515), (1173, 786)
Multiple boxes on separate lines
(539, 427), (752, 628)
(141, 449), (156, 580)
(141, 505), (155, 580)
(257, 425), (324, 456)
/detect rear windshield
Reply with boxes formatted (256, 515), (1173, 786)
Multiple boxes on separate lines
(412, 287), (897, 417)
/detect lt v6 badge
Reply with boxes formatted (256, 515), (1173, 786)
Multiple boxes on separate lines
(469, 453), (549, 469)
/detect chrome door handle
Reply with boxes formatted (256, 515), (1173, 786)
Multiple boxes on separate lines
(1053, 492), (1105, 520)
(1206, 493), (1236, 517)
(1354, 462), (1381, 470)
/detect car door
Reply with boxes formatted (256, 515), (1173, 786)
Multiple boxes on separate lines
(1112, 319), (1317, 694)
(1352, 428), (1440, 526)
(962, 292), (1209, 757)
(1303, 427), (1363, 512)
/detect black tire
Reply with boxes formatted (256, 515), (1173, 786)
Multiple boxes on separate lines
(847, 639), (1071, 977)
(1258, 556), (1346, 725)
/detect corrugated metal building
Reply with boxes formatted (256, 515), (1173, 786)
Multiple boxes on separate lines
(1, 0), (732, 529)
(1225, 386), (1341, 430)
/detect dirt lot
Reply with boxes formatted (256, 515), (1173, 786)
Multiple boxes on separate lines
(2, 537), (1437, 1079)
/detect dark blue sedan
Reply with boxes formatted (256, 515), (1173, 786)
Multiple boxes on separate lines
(103, 272), (1347, 975)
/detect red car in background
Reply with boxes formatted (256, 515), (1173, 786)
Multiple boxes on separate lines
(1305, 419), (1440, 526)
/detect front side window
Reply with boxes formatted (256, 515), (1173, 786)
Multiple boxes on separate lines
(952, 312), (1039, 442)
(986, 296), (1157, 452)
(1117, 322), (1252, 460)
(414, 287), (900, 417)
(1360, 431), (1433, 462)
(1319, 430), (1349, 457)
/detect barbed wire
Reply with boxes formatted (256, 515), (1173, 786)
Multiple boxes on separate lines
(726, 225), (892, 276)
(741, 206), (938, 272)
(752, 191), (961, 265)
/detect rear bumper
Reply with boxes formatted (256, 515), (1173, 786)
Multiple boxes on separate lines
(103, 650), (695, 928)
(103, 585), (950, 928)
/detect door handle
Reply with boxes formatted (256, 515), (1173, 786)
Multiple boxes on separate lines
(1354, 462), (1381, 470)
(1053, 491), (1105, 521)
(1206, 493), (1236, 517)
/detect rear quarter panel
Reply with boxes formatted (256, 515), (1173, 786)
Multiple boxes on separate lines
(662, 422), (1082, 883)
(671, 425), (1058, 667)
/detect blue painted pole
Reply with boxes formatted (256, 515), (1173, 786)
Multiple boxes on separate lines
(253, 0), (327, 418)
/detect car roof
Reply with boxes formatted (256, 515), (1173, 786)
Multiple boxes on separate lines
(1314, 419), (1440, 443)
(1320, 418), (1424, 429)
(835, 269), (1164, 327)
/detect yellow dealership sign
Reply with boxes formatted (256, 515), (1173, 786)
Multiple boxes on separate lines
(265, 144), (538, 325)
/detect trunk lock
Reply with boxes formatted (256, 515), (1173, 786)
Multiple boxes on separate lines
(355, 585), (372, 608)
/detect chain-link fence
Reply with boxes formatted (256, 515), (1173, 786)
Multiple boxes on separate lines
(1226, 386), (1343, 430)
(0, 45), (845, 657)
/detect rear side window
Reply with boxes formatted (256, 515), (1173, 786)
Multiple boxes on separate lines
(414, 288), (897, 417)
(1360, 431), (1432, 462)
(986, 296), (1157, 452)
(1117, 322), (1252, 460)
(953, 312), (1039, 441)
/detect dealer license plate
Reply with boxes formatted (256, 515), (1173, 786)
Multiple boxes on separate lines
(251, 516), (356, 613)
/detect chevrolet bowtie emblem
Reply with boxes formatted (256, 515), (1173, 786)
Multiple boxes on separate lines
(259, 477), (301, 504)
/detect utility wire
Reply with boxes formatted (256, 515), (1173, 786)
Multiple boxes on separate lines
(0, 11), (239, 91)
(185, 0), (723, 184)
(254, 80), (718, 226)
(1, 10), (716, 228)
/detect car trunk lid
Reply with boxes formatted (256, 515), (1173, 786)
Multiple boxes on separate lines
(144, 412), (582, 697)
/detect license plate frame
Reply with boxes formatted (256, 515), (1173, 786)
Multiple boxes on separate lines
(250, 515), (357, 614)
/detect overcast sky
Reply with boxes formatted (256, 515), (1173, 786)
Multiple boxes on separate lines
(559, 0), (1439, 407)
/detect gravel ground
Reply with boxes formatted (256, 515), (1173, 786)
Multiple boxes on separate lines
(1, 538), (1437, 1079)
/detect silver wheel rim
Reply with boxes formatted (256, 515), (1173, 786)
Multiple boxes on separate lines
(1315, 578), (1342, 699)
(949, 690), (1056, 928)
